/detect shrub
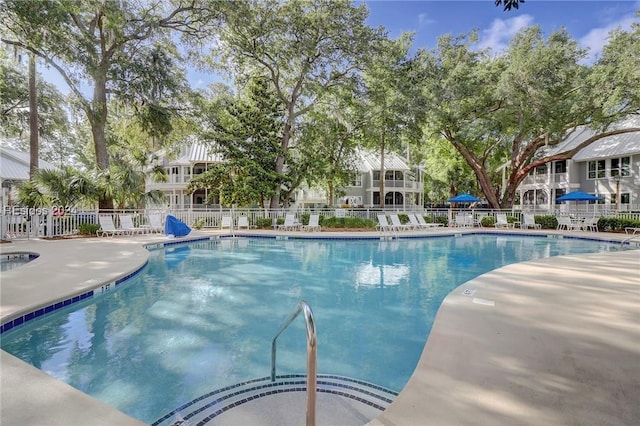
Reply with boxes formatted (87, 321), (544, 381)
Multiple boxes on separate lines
(256, 217), (274, 228)
(322, 216), (376, 229)
(425, 215), (448, 226)
(535, 215), (557, 229)
(598, 216), (640, 232)
(480, 216), (495, 227)
(192, 218), (206, 230)
(78, 223), (100, 235)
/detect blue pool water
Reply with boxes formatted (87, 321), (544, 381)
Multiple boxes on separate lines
(0, 235), (622, 423)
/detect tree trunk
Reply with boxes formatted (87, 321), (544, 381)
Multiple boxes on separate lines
(28, 54), (38, 181)
(269, 120), (293, 209)
(91, 71), (113, 210)
(379, 132), (385, 209)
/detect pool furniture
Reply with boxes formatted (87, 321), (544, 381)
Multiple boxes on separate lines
(495, 213), (511, 228)
(556, 216), (582, 231)
(407, 214), (425, 229)
(96, 215), (128, 237)
(220, 216), (232, 230)
(582, 216), (599, 232)
(147, 213), (164, 233)
(275, 214), (299, 231)
(119, 214), (147, 234)
(376, 214), (393, 232)
(303, 214), (321, 232)
(416, 214), (444, 228)
(389, 214), (412, 231)
(624, 227), (640, 234)
(522, 214), (541, 230)
(237, 216), (250, 230)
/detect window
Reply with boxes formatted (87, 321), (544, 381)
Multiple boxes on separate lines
(349, 173), (362, 187)
(535, 164), (547, 175)
(554, 160), (566, 174)
(611, 157), (630, 177)
(171, 167), (179, 175)
(588, 160), (605, 179)
(373, 171), (380, 181)
(621, 193), (630, 204)
(385, 170), (395, 180)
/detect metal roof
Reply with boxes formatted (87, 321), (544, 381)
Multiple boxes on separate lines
(544, 115), (640, 161)
(352, 148), (411, 172)
(0, 146), (57, 181)
(158, 140), (224, 165)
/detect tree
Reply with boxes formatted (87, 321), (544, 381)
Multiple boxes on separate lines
(418, 25), (640, 209)
(191, 77), (283, 207)
(212, 0), (385, 208)
(495, 0), (524, 12)
(361, 34), (425, 208)
(0, 0), (218, 209)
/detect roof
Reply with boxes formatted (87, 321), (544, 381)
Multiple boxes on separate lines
(351, 148), (411, 173)
(157, 140), (224, 166)
(0, 146), (57, 181)
(545, 115), (640, 161)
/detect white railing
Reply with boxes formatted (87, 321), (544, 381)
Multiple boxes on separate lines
(2, 206), (639, 240)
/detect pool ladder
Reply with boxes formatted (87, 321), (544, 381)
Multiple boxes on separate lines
(271, 300), (317, 426)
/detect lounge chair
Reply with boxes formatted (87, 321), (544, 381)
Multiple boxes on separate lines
(556, 216), (581, 231)
(237, 216), (250, 230)
(97, 215), (128, 237)
(389, 214), (411, 231)
(416, 214), (444, 228)
(274, 214), (299, 231)
(455, 213), (474, 227)
(302, 214), (321, 232)
(495, 213), (511, 229)
(147, 213), (164, 234)
(522, 213), (541, 230)
(625, 227), (640, 234)
(376, 214), (393, 232)
(582, 216), (599, 232)
(119, 214), (147, 234)
(220, 216), (232, 230)
(407, 214), (424, 229)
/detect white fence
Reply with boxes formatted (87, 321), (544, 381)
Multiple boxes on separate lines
(2, 206), (640, 240)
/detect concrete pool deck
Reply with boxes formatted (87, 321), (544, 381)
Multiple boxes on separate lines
(1, 229), (639, 425)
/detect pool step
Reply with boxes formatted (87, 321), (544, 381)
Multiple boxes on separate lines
(153, 374), (398, 426)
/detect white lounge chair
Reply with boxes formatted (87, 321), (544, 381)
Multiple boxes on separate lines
(389, 214), (411, 231)
(455, 213), (474, 227)
(303, 214), (321, 232)
(119, 214), (147, 234)
(416, 214), (444, 228)
(220, 216), (232, 230)
(522, 213), (541, 230)
(97, 215), (128, 237)
(556, 216), (581, 231)
(495, 213), (511, 228)
(237, 216), (250, 230)
(625, 227), (640, 234)
(274, 214), (299, 231)
(582, 216), (599, 232)
(147, 213), (164, 234)
(407, 214), (424, 229)
(376, 214), (393, 232)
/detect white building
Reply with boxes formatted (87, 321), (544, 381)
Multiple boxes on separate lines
(0, 145), (57, 208)
(517, 116), (640, 212)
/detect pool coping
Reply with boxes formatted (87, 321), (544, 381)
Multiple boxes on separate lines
(1, 228), (639, 425)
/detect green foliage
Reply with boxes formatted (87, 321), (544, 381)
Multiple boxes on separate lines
(192, 218), (206, 230)
(598, 216), (640, 232)
(480, 216), (495, 227)
(78, 223), (100, 235)
(321, 216), (376, 229)
(397, 213), (410, 224)
(535, 215), (558, 229)
(256, 217), (274, 228)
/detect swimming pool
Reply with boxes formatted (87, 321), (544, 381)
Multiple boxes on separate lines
(0, 234), (623, 423)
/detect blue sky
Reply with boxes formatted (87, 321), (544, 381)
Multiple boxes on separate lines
(362, 0), (638, 62)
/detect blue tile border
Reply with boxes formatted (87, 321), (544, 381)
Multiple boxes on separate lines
(152, 374), (399, 426)
(0, 260), (148, 335)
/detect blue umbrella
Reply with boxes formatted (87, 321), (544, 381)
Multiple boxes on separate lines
(556, 191), (601, 202)
(448, 193), (481, 203)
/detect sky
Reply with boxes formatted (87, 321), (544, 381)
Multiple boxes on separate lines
(187, 0), (639, 89)
(35, 1), (639, 93)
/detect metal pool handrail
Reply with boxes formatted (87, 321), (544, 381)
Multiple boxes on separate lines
(271, 300), (317, 426)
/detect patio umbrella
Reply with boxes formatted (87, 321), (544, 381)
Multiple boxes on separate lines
(448, 193), (481, 203)
(556, 190), (601, 202)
